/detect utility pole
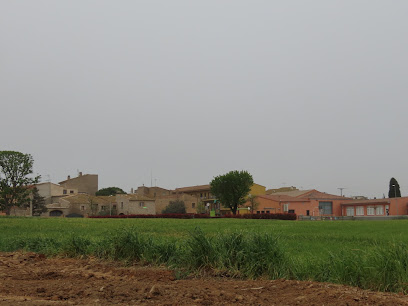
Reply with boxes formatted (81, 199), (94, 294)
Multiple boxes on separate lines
(338, 187), (346, 197)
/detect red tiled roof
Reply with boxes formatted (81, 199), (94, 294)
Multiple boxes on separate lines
(301, 191), (352, 200)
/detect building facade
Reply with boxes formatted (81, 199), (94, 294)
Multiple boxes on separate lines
(58, 172), (98, 195)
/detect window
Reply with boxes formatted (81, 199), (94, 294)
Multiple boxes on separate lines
(200, 193), (203, 198)
(266, 210), (270, 214)
(139, 202), (144, 208)
(346, 207), (354, 216)
(318, 202), (333, 215)
(101, 206), (107, 211)
(113, 205), (117, 210)
(80, 205), (85, 211)
(121, 202), (124, 209)
(367, 206), (375, 215)
(63, 190), (67, 195)
(288, 209), (295, 214)
(306, 210), (310, 216)
(256, 211), (260, 214)
(261, 211), (265, 213)
(283, 204), (289, 212)
(192, 203), (195, 208)
(356, 206), (364, 216)
(376, 206), (384, 215)
(70, 190), (74, 194)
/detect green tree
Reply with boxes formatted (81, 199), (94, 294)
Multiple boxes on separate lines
(88, 197), (99, 216)
(0, 151), (40, 215)
(31, 187), (47, 216)
(95, 187), (126, 196)
(210, 170), (254, 215)
(196, 202), (206, 214)
(247, 194), (259, 214)
(162, 200), (186, 214)
(389, 177), (401, 198)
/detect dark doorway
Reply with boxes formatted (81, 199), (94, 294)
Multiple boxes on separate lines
(49, 210), (63, 217)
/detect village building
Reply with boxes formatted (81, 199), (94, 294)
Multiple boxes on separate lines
(133, 185), (171, 198)
(58, 172), (98, 195)
(116, 194), (155, 215)
(46, 194), (117, 217)
(242, 189), (353, 217)
(154, 193), (199, 214)
(340, 197), (408, 217)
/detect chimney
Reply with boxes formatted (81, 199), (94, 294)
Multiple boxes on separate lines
(67, 175), (70, 180)
(131, 188), (134, 194)
(79, 172), (82, 177)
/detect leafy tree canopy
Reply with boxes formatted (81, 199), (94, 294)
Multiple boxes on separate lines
(162, 200), (186, 214)
(0, 151), (40, 215)
(247, 194), (259, 214)
(31, 187), (47, 216)
(389, 177), (401, 198)
(95, 187), (126, 196)
(210, 170), (254, 215)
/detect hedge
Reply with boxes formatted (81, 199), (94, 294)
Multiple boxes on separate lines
(88, 213), (296, 220)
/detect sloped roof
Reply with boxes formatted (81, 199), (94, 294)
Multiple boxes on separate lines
(262, 190), (352, 201)
(58, 174), (97, 184)
(175, 185), (211, 193)
(265, 189), (315, 197)
(258, 195), (308, 202)
(35, 182), (61, 187)
(301, 191), (352, 200)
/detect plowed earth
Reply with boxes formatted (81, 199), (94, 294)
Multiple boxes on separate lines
(0, 253), (407, 305)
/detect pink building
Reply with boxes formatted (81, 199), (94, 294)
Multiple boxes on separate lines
(245, 189), (353, 217)
(340, 197), (408, 217)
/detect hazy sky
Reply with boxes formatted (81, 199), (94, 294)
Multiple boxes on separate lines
(1, 1), (408, 198)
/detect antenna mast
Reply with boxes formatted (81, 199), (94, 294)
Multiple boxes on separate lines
(338, 187), (346, 196)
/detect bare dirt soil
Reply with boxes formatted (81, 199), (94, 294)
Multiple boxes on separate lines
(0, 252), (408, 305)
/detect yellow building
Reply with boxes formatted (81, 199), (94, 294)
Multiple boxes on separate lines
(249, 183), (266, 196)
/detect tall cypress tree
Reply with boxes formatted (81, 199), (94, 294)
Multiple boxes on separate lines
(388, 177), (401, 198)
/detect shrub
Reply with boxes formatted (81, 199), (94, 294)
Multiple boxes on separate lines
(89, 213), (295, 220)
(162, 200), (187, 214)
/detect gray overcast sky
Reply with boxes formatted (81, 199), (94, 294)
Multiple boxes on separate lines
(1, 1), (408, 198)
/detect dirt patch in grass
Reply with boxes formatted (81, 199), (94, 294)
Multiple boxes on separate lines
(0, 252), (407, 305)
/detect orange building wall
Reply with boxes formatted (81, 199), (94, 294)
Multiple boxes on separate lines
(341, 198), (408, 216)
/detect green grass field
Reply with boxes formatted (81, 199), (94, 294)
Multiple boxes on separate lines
(0, 217), (405, 255)
(1, 217), (408, 292)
